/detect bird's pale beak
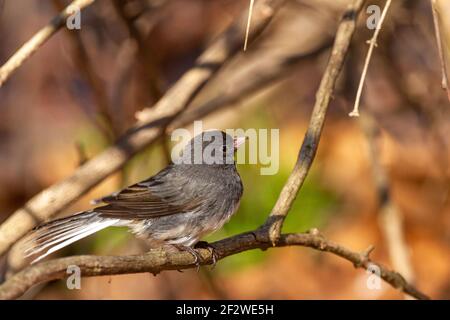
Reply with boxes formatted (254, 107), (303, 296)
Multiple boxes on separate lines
(233, 136), (247, 150)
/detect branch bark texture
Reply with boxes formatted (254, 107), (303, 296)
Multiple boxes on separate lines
(0, 229), (429, 300)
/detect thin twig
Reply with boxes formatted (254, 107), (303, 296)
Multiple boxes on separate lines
(0, 0), (95, 87)
(349, 0), (392, 117)
(244, 0), (255, 51)
(0, 229), (429, 300)
(263, 0), (367, 244)
(430, 0), (450, 101)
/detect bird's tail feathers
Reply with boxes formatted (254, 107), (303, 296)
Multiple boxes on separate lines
(24, 211), (119, 263)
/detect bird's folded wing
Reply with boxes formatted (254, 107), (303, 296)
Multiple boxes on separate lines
(94, 175), (203, 219)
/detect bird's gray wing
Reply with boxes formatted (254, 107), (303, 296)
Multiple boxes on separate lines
(94, 166), (203, 219)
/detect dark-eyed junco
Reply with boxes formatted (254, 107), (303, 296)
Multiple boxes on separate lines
(25, 130), (245, 264)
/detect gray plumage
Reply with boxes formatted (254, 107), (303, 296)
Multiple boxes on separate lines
(25, 131), (244, 263)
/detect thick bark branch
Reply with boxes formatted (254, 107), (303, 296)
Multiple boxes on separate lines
(0, 229), (429, 300)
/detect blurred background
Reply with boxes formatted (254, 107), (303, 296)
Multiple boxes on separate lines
(0, 0), (449, 299)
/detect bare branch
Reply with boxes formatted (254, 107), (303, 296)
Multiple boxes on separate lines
(360, 113), (415, 297)
(349, 0), (392, 117)
(430, 0), (450, 101)
(170, 43), (332, 131)
(0, 229), (429, 300)
(263, 0), (367, 244)
(112, 0), (163, 100)
(0, 0), (95, 87)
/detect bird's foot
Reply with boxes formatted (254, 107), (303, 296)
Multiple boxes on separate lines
(194, 241), (218, 269)
(172, 244), (202, 272)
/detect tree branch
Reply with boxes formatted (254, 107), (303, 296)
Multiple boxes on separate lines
(349, 0), (392, 117)
(0, 0), (95, 87)
(0, 229), (429, 300)
(263, 0), (366, 245)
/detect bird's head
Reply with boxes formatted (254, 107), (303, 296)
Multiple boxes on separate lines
(180, 130), (246, 166)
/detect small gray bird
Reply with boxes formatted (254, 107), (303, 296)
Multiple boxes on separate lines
(25, 130), (245, 264)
